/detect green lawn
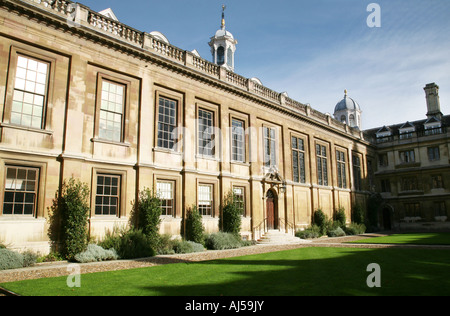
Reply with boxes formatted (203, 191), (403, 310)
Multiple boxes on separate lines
(2, 247), (450, 296)
(349, 233), (450, 245)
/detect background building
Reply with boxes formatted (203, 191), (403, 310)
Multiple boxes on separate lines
(365, 83), (450, 231)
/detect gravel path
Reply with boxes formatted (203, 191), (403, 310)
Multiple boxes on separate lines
(1, 233), (448, 288)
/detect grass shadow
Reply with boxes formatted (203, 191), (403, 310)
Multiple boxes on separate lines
(2, 247), (450, 296)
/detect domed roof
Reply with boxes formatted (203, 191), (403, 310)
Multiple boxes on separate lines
(334, 90), (361, 112)
(214, 28), (234, 40)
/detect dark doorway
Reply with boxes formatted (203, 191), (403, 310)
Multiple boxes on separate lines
(266, 189), (278, 229)
(383, 207), (392, 230)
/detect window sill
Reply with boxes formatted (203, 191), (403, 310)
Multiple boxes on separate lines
(91, 138), (131, 147)
(398, 190), (424, 196)
(395, 162), (421, 169)
(312, 184), (333, 190)
(0, 123), (53, 135)
(201, 215), (218, 219)
(0, 216), (43, 222)
(196, 155), (219, 161)
(89, 216), (123, 221)
(333, 186), (351, 192)
(230, 160), (250, 166)
(153, 147), (182, 155)
(160, 215), (180, 220)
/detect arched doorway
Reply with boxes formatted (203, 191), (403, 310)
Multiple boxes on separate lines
(266, 189), (278, 230)
(382, 207), (392, 230)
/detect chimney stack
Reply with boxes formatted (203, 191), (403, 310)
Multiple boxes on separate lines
(424, 83), (443, 119)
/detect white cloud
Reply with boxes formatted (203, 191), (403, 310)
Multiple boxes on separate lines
(260, 27), (450, 130)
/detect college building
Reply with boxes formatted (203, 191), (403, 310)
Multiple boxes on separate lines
(365, 82), (450, 231)
(0, 0), (448, 254)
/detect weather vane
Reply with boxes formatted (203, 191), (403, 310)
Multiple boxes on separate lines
(221, 5), (226, 29)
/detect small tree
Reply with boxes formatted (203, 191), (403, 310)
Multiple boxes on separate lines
(335, 206), (347, 229)
(184, 206), (205, 244)
(313, 208), (329, 236)
(134, 187), (162, 247)
(220, 189), (242, 236)
(352, 203), (365, 225)
(48, 178), (90, 261)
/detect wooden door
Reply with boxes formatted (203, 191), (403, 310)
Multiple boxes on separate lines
(267, 197), (274, 229)
(266, 189), (278, 229)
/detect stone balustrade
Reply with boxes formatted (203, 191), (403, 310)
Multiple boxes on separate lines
(21, 0), (363, 140)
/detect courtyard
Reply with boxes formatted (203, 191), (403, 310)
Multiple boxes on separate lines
(1, 233), (450, 297)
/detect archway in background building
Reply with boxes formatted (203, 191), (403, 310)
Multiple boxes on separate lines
(382, 206), (393, 230)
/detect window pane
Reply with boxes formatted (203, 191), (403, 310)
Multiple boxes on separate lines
(316, 145), (327, 186)
(12, 55), (48, 129)
(198, 109), (214, 157)
(99, 80), (125, 142)
(292, 137), (306, 183)
(264, 127), (276, 167)
(157, 97), (178, 149)
(24, 204), (34, 215)
(3, 166), (39, 216)
(198, 184), (213, 216)
(157, 181), (174, 216)
(232, 119), (245, 162)
(3, 203), (13, 215)
(4, 192), (14, 203)
(95, 174), (120, 216)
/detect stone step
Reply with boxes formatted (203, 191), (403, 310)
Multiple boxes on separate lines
(257, 230), (311, 245)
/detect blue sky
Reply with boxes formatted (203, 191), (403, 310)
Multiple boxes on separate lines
(80, 0), (450, 129)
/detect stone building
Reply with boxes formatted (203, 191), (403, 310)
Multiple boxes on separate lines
(1, 0), (445, 254)
(365, 83), (450, 231)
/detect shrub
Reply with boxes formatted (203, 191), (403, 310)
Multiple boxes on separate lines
(74, 244), (118, 263)
(220, 190), (242, 236)
(314, 209), (331, 236)
(22, 251), (39, 267)
(49, 178), (90, 261)
(156, 234), (177, 255)
(352, 203), (365, 225)
(99, 228), (155, 259)
(345, 223), (367, 235)
(335, 206), (346, 229)
(204, 232), (243, 250)
(328, 227), (346, 237)
(0, 248), (38, 270)
(156, 236), (205, 255)
(296, 225), (321, 239)
(134, 188), (162, 248)
(184, 206), (205, 245)
(0, 248), (24, 270)
(37, 252), (65, 263)
(173, 240), (205, 254)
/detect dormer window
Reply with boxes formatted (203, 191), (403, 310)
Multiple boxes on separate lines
(376, 126), (392, 143)
(399, 122), (415, 140)
(424, 117), (442, 135)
